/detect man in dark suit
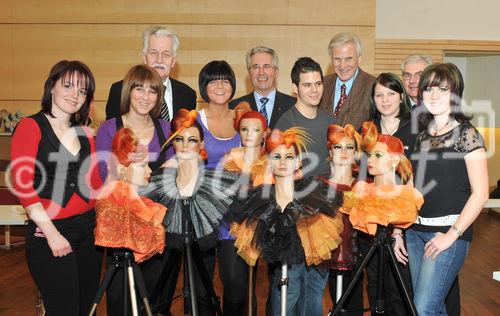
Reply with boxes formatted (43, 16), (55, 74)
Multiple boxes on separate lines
(401, 54), (433, 109)
(229, 46), (295, 129)
(319, 32), (375, 130)
(105, 25), (196, 120)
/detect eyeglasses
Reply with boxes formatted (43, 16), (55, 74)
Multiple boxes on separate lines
(402, 71), (422, 81)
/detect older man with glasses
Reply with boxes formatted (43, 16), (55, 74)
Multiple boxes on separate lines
(401, 54), (434, 109)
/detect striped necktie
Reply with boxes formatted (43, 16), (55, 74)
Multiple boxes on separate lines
(160, 84), (170, 121)
(259, 97), (269, 122)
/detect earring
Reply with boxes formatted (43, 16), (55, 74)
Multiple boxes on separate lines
(392, 162), (398, 170)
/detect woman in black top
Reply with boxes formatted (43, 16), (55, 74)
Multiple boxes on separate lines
(369, 72), (416, 158)
(403, 63), (489, 315)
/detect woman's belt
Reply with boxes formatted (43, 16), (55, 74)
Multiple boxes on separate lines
(415, 214), (459, 226)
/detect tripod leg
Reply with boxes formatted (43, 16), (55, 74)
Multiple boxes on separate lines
(183, 248), (190, 314)
(126, 258), (139, 316)
(132, 265), (153, 316)
(280, 264), (288, 316)
(331, 242), (377, 316)
(247, 266), (253, 316)
(88, 263), (118, 315)
(385, 243), (418, 316)
(191, 243), (222, 316)
(335, 275), (343, 303)
(186, 243), (199, 316)
(373, 241), (388, 314)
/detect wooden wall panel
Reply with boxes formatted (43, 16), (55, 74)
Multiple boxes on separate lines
(374, 39), (500, 76)
(2, 0), (374, 26)
(0, 1), (375, 122)
(0, 26), (13, 99)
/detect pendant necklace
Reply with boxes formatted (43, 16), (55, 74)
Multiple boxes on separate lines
(380, 119), (399, 135)
(432, 120), (450, 136)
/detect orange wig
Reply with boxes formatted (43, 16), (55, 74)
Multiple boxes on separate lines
(265, 127), (311, 159)
(233, 101), (268, 132)
(162, 109), (208, 160)
(111, 128), (147, 167)
(327, 124), (362, 173)
(361, 121), (413, 183)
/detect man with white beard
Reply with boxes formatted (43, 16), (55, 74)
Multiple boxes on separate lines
(105, 25), (196, 120)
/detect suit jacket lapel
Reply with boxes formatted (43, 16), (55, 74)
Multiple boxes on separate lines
(269, 92), (283, 128)
(338, 70), (364, 119)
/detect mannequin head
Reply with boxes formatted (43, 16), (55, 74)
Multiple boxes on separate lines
(233, 102), (268, 148)
(265, 127), (310, 178)
(111, 128), (151, 187)
(167, 109), (207, 161)
(327, 124), (361, 173)
(361, 121), (412, 184)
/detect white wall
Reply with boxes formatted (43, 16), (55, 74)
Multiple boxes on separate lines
(376, 0), (500, 40)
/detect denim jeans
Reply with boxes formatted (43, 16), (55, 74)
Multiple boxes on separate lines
(270, 263), (328, 316)
(406, 229), (469, 316)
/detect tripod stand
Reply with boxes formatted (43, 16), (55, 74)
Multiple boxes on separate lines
(329, 225), (417, 316)
(149, 199), (222, 316)
(88, 250), (152, 316)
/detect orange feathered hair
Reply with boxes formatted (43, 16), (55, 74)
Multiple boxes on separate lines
(233, 101), (268, 131)
(265, 127), (311, 159)
(111, 128), (147, 167)
(161, 109), (207, 160)
(327, 124), (362, 173)
(361, 121), (413, 183)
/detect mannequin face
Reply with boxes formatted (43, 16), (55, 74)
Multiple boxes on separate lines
(330, 136), (356, 167)
(120, 155), (152, 187)
(366, 142), (398, 178)
(268, 144), (299, 178)
(172, 127), (204, 161)
(239, 118), (265, 148)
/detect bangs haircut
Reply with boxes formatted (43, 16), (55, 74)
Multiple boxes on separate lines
(120, 64), (163, 118)
(370, 72), (412, 121)
(417, 63), (471, 129)
(198, 60), (236, 102)
(41, 60), (95, 126)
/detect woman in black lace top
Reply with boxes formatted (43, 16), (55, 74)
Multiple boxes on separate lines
(402, 63), (489, 315)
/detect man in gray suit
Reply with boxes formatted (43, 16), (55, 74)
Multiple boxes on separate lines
(319, 32), (375, 130)
(230, 46), (295, 129)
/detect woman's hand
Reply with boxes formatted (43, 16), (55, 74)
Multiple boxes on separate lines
(393, 235), (408, 265)
(47, 232), (73, 257)
(424, 231), (457, 260)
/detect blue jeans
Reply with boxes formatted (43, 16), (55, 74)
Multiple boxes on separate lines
(406, 229), (469, 316)
(270, 263), (328, 316)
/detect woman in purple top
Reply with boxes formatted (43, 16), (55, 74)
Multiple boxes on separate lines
(95, 64), (175, 316)
(96, 65), (174, 182)
(198, 60), (244, 315)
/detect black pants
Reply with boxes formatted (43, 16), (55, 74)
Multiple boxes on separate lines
(217, 239), (256, 316)
(26, 211), (103, 316)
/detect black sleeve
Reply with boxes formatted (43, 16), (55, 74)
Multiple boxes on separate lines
(105, 81), (123, 120)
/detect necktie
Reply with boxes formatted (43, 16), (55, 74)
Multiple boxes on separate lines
(160, 84), (170, 121)
(259, 97), (269, 122)
(333, 84), (347, 118)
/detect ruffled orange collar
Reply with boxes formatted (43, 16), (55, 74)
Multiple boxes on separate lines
(223, 147), (273, 186)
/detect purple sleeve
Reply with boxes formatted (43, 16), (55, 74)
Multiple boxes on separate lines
(159, 119), (174, 159)
(95, 119), (117, 182)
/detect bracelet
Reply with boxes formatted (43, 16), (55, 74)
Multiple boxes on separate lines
(451, 224), (463, 238)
